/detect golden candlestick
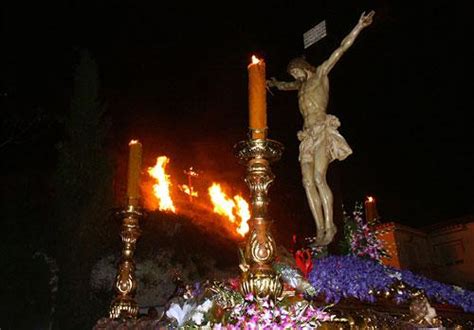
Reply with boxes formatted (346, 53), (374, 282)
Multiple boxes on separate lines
(110, 140), (144, 319)
(234, 137), (284, 299)
(109, 204), (143, 319)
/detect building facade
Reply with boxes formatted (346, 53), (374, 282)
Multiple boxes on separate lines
(376, 215), (474, 289)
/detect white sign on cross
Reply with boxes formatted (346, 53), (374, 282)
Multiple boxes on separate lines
(303, 20), (327, 49)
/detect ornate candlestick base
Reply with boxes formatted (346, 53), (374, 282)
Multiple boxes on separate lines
(234, 138), (284, 299)
(109, 202), (143, 319)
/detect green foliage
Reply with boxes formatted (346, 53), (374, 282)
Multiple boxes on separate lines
(339, 202), (390, 262)
(339, 205), (357, 255)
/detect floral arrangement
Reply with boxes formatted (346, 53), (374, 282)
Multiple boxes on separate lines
(308, 255), (474, 313)
(399, 267), (474, 313)
(163, 279), (334, 329)
(95, 250), (474, 329)
(294, 248), (313, 278)
(340, 202), (389, 262)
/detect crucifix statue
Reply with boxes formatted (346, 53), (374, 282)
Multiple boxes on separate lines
(267, 11), (375, 246)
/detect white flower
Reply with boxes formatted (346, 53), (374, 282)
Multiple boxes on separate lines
(453, 285), (465, 293)
(273, 308), (281, 318)
(191, 311), (204, 325)
(261, 309), (272, 322)
(165, 302), (196, 326)
(197, 299), (213, 313)
(387, 271), (402, 280)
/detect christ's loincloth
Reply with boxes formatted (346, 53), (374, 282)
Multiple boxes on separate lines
(297, 114), (353, 163)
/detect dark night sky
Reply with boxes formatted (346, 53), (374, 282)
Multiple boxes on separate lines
(1, 1), (472, 230)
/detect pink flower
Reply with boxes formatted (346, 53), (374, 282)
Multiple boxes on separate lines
(244, 292), (254, 302)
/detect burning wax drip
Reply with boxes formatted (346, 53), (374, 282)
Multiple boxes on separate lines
(127, 140), (142, 203)
(248, 55), (267, 139)
(148, 156), (176, 213)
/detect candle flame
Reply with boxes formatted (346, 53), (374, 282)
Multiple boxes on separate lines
(129, 139), (140, 145)
(251, 55), (261, 64)
(367, 196), (375, 203)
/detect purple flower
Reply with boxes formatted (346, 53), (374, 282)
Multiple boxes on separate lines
(308, 255), (474, 313)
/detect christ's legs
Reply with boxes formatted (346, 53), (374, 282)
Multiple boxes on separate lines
(301, 162), (325, 245)
(313, 150), (336, 245)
